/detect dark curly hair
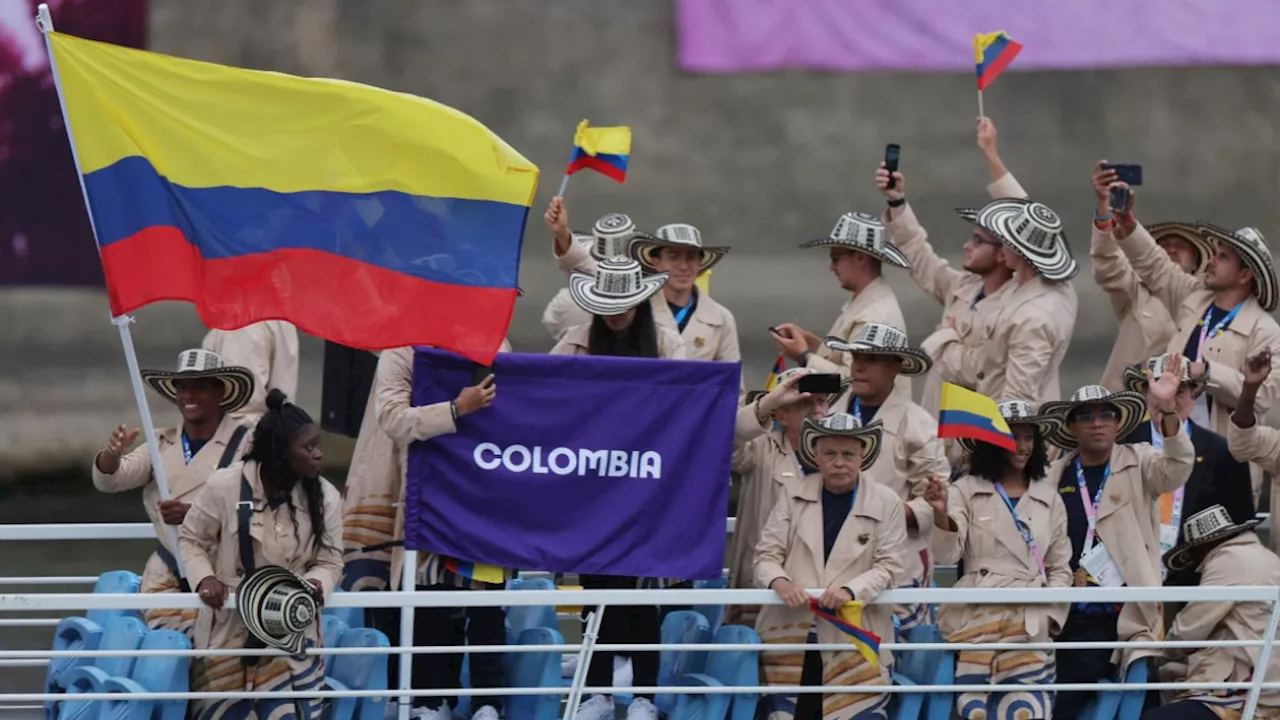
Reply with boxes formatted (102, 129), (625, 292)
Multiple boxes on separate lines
(967, 426), (1051, 484)
(588, 300), (660, 358)
(242, 389), (332, 554)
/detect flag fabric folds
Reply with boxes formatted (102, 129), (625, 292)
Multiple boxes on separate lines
(565, 119), (632, 183)
(975, 31), (1023, 90)
(404, 348), (740, 580)
(938, 383), (1016, 452)
(443, 557), (505, 585)
(49, 32), (539, 365)
(763, 354), (786, 392)
(809, 598), (881, 668)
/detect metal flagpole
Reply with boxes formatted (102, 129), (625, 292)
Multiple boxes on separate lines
(397, 549), (418, 720)
(977, 89), (985, 119)
(35, 3), (186, 578)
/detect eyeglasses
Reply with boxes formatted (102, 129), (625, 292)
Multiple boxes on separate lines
(1071, 409), (1119, 423)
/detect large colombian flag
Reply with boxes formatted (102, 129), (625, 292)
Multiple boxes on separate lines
(48, 32), (539, 365)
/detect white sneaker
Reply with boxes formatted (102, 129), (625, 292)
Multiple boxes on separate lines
(470, 706), (500, 720)
(575, 694), (615, 720)
(409, 706), (452, 720)
(626, 697), (658, 720)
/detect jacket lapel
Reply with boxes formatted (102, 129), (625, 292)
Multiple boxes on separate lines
(974, 482), (1037, 566)
(823, 481), (884, 582)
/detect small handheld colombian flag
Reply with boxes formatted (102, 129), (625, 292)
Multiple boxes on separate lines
(443, 556), (506, 585)
(763, 354), (786, 392)
(810, 598), (881, 668)
(938, 383), (1016, 452)
(557, 119), (632, 195)
(974, 30), (1023, 118)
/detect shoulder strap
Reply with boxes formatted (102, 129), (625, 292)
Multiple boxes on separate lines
(237, 471), (256, 578)
(218, 425), (250, 469)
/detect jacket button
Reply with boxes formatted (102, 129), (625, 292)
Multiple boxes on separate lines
(977, 371), (985, 380)
(979, 568), (989, 576)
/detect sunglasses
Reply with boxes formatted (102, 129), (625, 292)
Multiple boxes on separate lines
(1070, 408), (1119, 423)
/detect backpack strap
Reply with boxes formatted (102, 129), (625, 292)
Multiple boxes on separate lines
(218, 425), (250, 470)
(237, 470), (265, 666)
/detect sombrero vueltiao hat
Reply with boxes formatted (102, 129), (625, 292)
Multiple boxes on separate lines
(1148, 222), (1213, 275)
(798, 412), (884, 471)
(800, 212), (909, 269)
(236, 565), (319, 655)
(1121, 353), (1207, 398)
(632, 223), (729, 274)
(1040, 385), (1148, 452)
(590, 213), (656, 262)
(140, 349), (256, 415)
(956, 198), (1078, 281)
(568, 257), (668, 317)
(1163, 504), (1261, 573)
(744, 367), (850, 408)
(823, 323), (932, 377)
(1196, 224), (1277, 312)
(957, 399), (1064, 454)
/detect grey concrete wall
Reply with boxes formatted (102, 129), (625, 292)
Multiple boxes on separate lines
(3, 0), (1280, 478)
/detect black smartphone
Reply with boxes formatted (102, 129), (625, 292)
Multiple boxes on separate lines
(1109, 185), (1131, 212)
(1101, 163), (1143, 186)
(797, 373), (843, 395)
(768, 326), (784, 337)
(471, 364), (492, 386)
(884, 144), (901, 189)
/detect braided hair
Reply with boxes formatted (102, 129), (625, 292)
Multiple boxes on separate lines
(242, 389), (332, 554)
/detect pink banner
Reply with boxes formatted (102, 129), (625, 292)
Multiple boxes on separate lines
(676, 0), (1280, 74)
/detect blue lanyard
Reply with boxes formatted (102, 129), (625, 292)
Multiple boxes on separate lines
(993, 482), (1045, 575)
(180, 432), (194, 464)
(673, 295), (695, 325)
(1197, 302), (1243, 356)
(1075, 459), (1110, 550)
(851, 396), (861, 421)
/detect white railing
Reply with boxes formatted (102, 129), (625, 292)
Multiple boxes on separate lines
(4, 585), (1279, 720)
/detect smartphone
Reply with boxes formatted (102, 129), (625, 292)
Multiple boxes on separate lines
(768, 326), (784, 337)
(797, 373), (843, 395)
(471, 364), (492, 386)
(884, 144), (901, 189)
(1101, 163), (1143, 186)
(1109, 185), (1131, 212)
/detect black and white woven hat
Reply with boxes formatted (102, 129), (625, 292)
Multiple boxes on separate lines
(568, 257), (669, 316)
(800, 212), (909, 269)
(632, 223), (729, 274)
(823, 323), (932, 377)
(1197, 224), (1277, 312)
(590, 213), (655, 261)
(798, 412), (884, 471)
(1148, 222), (1213, 275)
(1041, 385), (1147, 452)
(956, 399), (1064, 454)
(1121, 353), (1207, 398)
(236, 565), (319, 656)
(1163, 504), (1261, 573)
(956, 198), (1078, 281)
(139, 349), (256, 415)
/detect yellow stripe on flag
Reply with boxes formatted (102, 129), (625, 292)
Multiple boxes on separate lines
(573, 119), (632, 157)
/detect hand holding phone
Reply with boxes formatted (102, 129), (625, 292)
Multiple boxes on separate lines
(884, 144), (901, 189)
(1108, 184), (1131, 214)
(1101, 163), (1142, 187)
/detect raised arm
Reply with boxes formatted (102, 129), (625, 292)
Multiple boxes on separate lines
(1111, 185), (1200, 313)
(877, 169), (965, 304)
(977, 118), (1029, 200)
(546, 196), (598, 275)
(92, 425), (154, 493)
(1141, 361), (1196, 495)
(1228, 350), (1280, 476)
(1203, 324), (1280, 412)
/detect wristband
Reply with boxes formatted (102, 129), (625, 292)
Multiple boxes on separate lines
(449, 400), (459, 422)
(1094, 210), (1113, 222)
(887, 197), (906, 208)
(798, 350), (813, 367)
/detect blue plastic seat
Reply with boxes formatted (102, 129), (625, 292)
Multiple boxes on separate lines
(891, 673), (925, 720)
(322, 590), (365, 631)
(52, 616), (148, 720)
(98, 629), (191, 720)
(668, 673), (730, 720)
(1117, 659), (1149, 720)
(896, 624), (954, 720)
(324, 628), (391, 720)
(504, 575), (558, 646)
(1079, 678), (1121, 720)
(696, 625), (759, 720)
(87, 571), (142, 628)
(693, 577), (727, 635)
(323, 614), (349, 648)
(47, 570), (144, 699)
(505, 626), (564, 720)
(654, 610), (713, 715)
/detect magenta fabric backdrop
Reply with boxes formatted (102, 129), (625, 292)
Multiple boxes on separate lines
(676, 0), (1280, 74)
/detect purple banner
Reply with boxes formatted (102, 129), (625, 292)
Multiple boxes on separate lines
(404, 348), (740, 580)
(676, 0), (1280, 74)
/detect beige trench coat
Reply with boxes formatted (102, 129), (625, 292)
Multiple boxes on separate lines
(548, 241), (740, 362)
(728, 402), (807, 594)
(884, 173), (1025, 415)
(1049, 426), (1194, 669)
(754, 477), (907, 684)
(829, 386), (950, 588)
(1157, 532), (1280, 710)
(804, 275), (910, 400)
(1227, 421), (1280, 476)
(925, 274), (1078, 406)
(202, 321), (300, 419)
(549, 322), (686, 358)
(1090, 225), (1178, 392)
(934, 475), (1072, 642)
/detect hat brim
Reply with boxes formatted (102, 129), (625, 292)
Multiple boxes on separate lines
(956, 415), (1064, 455)
(798, 237), (909, 269)
(1148, 222), (1213, 275)
(1120, 364), (1207, 399)
(823, 336), (933, 377)
(236, 565), (316, 655)
(1197, 223), (1277, 312)
(1040, 391), (1148, 452)
(140, 367), (256, 415)
(957, 202), (1079, 281)
(798, 418), (883, 471)
(1162, 519), (1262, 573)
(567, 270), (669, 316)
(632, 240), (729, 274)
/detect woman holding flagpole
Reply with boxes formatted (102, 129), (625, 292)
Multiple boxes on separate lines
(754, 411), (905, 720)
(924, 398), (1072, 720)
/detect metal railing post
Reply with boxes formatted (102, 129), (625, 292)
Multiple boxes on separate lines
(396, 550), (418, 720)
(1242, 586), (1280, 719)
(563, 606), (604, 720)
